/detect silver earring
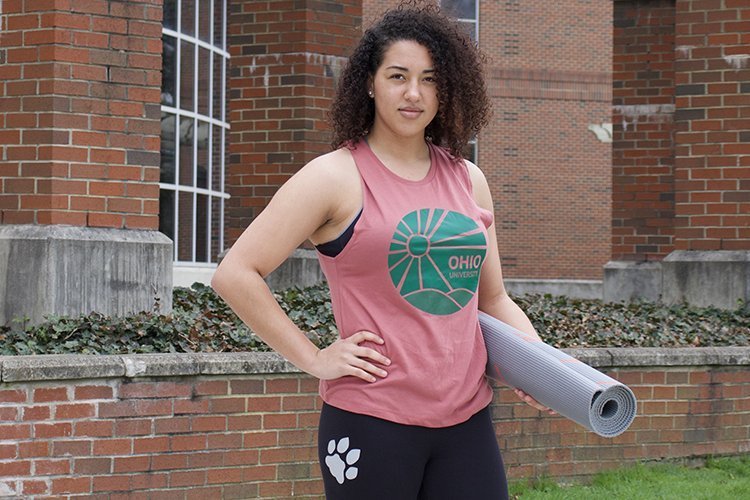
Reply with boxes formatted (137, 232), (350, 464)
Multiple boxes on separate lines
(368, 90), (374, 98)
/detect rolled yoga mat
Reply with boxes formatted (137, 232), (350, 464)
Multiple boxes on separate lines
(479, 311), (637, 438)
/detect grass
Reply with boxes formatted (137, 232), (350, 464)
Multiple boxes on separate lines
(509, 455), (750, 499)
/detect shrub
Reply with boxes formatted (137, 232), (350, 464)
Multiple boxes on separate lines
(0, 282), (747, 355)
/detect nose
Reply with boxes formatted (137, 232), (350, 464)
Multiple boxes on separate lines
(404, 79), (421, 101)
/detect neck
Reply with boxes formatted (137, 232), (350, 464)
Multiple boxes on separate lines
(366, 126), (430, 164)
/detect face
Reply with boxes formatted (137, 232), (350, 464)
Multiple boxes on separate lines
(369, 40), (439, 140)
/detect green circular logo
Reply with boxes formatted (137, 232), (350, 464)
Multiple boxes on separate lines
(388, 209), (487, 315)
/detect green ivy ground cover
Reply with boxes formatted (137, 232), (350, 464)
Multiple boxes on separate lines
(1, 282), (748, 355)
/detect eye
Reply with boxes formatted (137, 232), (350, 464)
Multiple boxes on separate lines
(424, 76), (437, 84)
(388, 73), (406, 80)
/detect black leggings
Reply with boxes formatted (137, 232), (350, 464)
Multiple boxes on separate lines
(317, 403), (508, 500)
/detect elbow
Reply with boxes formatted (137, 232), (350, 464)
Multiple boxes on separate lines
(211, 259), (236, 298)
(210, 256), (264, 300)
(210, 266), (228, 298)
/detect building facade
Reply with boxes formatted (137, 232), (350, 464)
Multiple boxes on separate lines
(0, 0), (748, 324)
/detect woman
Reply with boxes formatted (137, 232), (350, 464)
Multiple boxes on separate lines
(212, 3), (549, 498)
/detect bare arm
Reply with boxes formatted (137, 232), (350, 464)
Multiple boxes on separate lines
(465, 160), (541, 340)
(467, 160), (553, 413)
(211, 152), (390, 382)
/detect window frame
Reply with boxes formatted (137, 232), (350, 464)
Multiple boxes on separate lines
(440, 0), (479, 163)
(160, 0), (230, 266)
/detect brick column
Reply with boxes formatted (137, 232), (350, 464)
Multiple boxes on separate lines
(611, 0), (676, 262)
(662, 0), (750, 309)
(0, 0), (172, 324)
(606, 0), (750, 309)
(672, 0), (749, 251)
(605, 0), (676, 302)
(227, 0), (361, 245)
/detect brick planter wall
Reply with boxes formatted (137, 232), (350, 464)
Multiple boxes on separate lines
(1, 348), (749, 498)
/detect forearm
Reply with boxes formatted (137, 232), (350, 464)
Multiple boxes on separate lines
(211, 268), (320, 375)
(478, 292), (541, 341)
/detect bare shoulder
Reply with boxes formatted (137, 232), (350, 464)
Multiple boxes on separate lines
(298, 147), (359, 185)
(292, 147), (362, 244)
(463, 159), (487, 187)
(462, 159), (493, 210)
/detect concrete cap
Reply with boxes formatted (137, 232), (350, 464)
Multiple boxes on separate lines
(1, 348), (749, 382)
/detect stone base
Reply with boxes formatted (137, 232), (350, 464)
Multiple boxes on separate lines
(0, 225), (173, 325)
(265, 249), (326, 290)
(662, 250), (750, 310)
(603, 260), (663, 303)
(504, 279), (602, 300)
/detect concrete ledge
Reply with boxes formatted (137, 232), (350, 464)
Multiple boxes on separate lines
(1, 354), (125, 382)
(264, 248), (326, 290)
(662, 250), (750, 310)
(505, 279), (602, 300)
(603, 260), (662, 303)
(2, 348), (749, 382)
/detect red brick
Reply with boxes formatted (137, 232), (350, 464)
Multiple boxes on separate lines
(23, 405), (51, 420)
(210, 397), (247, 414)
(92, 475), (131, 492)
(119, 382), (192, 399)
(170, 435), (206, 452)
(151, 453), (189, 471)
(113, 455), (150, 473)
(55, 403), (95, 419)
(74, 457), (113, 475)
(33, 387), (69, 403)
(170, 470), (208, 487)
(52, 440), (93, 457)
(248, 396), (282, 412)
(18, 441), (49, 458)
(34, 422), (72, 438)
(0, 459), (30, 476)
(191, 416), (227, 432)
(98, 399), (172, 418)
(155, 416), (190, 434)
(207, 432), (245, 450)
(74, 420), (114, 438)
(34, 458), (71, 475)
(114, 418), (152, 436)
(207, 467), (244, 485)
(174, 399), (210, 415)
(133, 436), (169, 454)
(92, 438), (132, 456)
(259, 481), (293, 497)
(22, 480), (47, 495)
(75, 385), (114, 400)
(51, 477), (91, 495)
(0, 389), (27, 403)
(282, 395), (316, 411)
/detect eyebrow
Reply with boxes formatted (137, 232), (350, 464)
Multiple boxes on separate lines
(385, 65), (435, 73)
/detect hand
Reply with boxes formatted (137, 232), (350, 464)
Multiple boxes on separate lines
(309, 331), (391, 383)
(514, 388), (556, 415)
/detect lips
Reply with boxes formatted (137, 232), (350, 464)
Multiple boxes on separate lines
(399, 107), (423, 118)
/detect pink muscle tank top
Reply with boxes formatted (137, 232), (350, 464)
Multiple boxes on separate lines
(316, 139), (494, 427)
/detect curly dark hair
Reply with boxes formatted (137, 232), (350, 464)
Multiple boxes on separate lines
(329, 1), (491, 159)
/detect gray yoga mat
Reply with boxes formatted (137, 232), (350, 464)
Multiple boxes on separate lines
(479, 312), (637, 438)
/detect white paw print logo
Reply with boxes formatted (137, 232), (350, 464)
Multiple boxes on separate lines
(324, 437), (361, 484)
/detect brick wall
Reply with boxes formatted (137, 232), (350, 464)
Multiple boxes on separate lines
(673, 0), (750, 251)
(0, 0), (163, 230)
(0, 350), (748, 498)
(226, 0), (361, 244)
(612, 0), (676, 261)
(612, 0), (750, 257)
